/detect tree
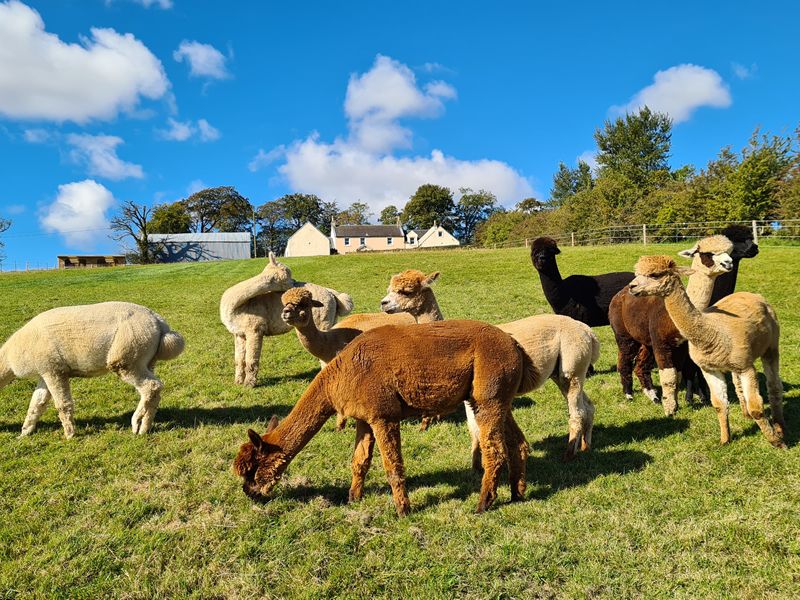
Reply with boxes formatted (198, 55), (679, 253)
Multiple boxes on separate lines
(402, 184), (454, 230)
(279, 193), (324, 230)
(550, 160), (594, 205)
(256, 200), (291, 256)
(336, 201), (372, 225)
(110, 201), (157, 264)
(148, 202), (191, 234)
(594, 106), (672, 191)
(379, 205), (401, 225)
(516, 197), (545, 214)
(184, 186), (253, 232)
(453, 188), (497, 243)
(318, 200), (339, 236)
(0, 216), (10, 265)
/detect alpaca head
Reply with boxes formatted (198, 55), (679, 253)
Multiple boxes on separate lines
(380, 269), (440, 316)
(261, 252), (294, 291)
(628, 256), (684, 297)
(233, 416), (288, 501)
(677, 235), (734, 276)
(720, 224), (759, 259)
(530, 237), (560, 271)
(280, 288), (323, 327)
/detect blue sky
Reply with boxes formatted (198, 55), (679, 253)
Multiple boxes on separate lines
(1, 0), (798, 268)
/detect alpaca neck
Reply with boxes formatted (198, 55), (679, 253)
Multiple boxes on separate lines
(685, 270), (719, 311)
(269, 376), (336, 458)
(415, 291), (444, 323)
(536, 261), (568, 311)
(709, 258), (740, 305)
(293, 320), (336, 363)
(662, 279), (722, 352)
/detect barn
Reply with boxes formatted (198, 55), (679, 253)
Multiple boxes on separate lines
(284, 222), (331, 257)
(148, 232), (252, 262)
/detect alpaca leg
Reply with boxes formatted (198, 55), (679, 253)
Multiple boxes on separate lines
(558, 375), (588, 461)
(335, 413), (348, 431)
(41, 374), (76, 439)
(243, 334), (264, 388)
(465, 401), (482, 471)
(504, 413), (528, 502)
(370, 420), (410, 517)
(634, 345), (658, 402)
(740, 368), (785, 449)
(473, 408), (508, 513)
(762, 349), (786, 438)
(703, 370), (730, 445)
(658, 368), (678, 416)
(348, 420), (375, 502)
(234, 335), (246, 385)
(613, 334), (638, 401)
(20, 379), (51, 436)
(119, 369), (164, 434)
(732, 372), (749, 419)
(580, 392), (596, 452)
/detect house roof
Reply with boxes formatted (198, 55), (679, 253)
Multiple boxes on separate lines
(148, 232), (251, 242)
(410, 229), (427, 238)
(333, 225), (403, 238)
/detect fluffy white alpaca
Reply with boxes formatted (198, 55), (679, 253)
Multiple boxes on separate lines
(0, 302), (185, 438)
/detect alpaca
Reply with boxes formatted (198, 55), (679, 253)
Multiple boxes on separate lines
(0, 302), (185, 438)
(530, 236), (634, 327)
(220, 252), (354, 386)
(608, 235), (734, 414)
(233, 320), (533, 515)
(381, 269), (599, 463)
(628, 256), (785, 448)
(710, 225), (759, 306)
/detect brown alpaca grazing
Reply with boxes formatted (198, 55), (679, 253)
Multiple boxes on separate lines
(608, 236), (734, 414)
(233, 320), (533, 516)
(628, 256), (786, 448)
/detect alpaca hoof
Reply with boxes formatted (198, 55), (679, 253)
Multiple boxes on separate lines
(771, 439), (788, 450)
(624, 393), (634, 402)
(348, 489), (362, 503)
(644, 389), (659, 404)
(562, 449), (577, 463)
(395, 503), (411, 517)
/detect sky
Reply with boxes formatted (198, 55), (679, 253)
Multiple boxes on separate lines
(0, 0), (798, 269)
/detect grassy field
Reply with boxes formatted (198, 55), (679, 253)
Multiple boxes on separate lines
(1, 244), (798, 599)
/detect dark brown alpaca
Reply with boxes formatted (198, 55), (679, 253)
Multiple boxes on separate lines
(233, 320), (532, 516)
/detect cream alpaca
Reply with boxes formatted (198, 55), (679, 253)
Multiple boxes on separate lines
(380, 269), (600, 462)
(0, 302), (184, 438)
(629, 256), (785, 448)
(219, 252), (354, 386)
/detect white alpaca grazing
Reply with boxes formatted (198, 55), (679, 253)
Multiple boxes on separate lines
(0, 302), (185, 438)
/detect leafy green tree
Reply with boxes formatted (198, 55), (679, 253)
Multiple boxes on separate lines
(474, 209), (524, 246)
(256, 200), (291, 255)
(336, 201), (372, 225)
(148, 202), (191, 234)
(184, 186), (253, 232)
(318, 200), (339, 236)
(279, 193), (324, 230)
(550, 161), (594, 205)
(379, 204), (401, 225)
(453, 188), (497, 243)
(402, 184), (454, 229)
(594, 106), (672, 191)
(777, 163), (800, 219)
(516, 197), (545, 214)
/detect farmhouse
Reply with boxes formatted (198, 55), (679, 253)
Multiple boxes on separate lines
(330, 219), (405, 254)
(284, 222), (331, 257)
(407, 221), (460, 249)
(148, 232), (251, 262)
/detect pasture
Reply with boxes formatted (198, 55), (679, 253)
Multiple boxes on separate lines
(1, 244), (798, 598)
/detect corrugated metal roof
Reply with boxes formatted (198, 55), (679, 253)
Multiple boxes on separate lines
(334, 225), (403, 237)
(148, 232), (251, 242)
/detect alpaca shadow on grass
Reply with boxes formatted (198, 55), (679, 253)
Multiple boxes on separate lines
(414, 396), (536, 428)
(256, 368), (319, 387)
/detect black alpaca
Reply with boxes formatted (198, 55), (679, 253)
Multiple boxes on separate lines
(709, 224), (759, 305)
(530, 237), (634, 327)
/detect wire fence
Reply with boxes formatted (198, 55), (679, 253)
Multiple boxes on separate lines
(477, 219), (800, 250)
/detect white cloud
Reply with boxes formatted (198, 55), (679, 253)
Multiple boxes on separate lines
(576, 150), (599, 173)
(40, 180), (115, 247)
(173, 40), (230, 79)
(130, 0), (173, 8)
(197, 118), (220, 141)
(267, 55), (533, 209)
(186, 179), (206, 195)
(23, 128), (51, 143)
(157, 117), (219, 142)
(612, 64), (731, 124)
(0, 1), (169, 123)
(732, 62), (757, 80)
(67, 133), (144, 180)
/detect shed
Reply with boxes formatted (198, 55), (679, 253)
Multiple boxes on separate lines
(148, 232), (251, 262)
(57, 255), (126, 269)
(285, 222), (331, 257)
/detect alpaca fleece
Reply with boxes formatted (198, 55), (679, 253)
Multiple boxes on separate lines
(0, 301), (184, 438)
(233, 320), (533, 516)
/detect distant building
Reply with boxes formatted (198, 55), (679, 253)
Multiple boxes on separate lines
(404, 229), (428, 247)
(330, 219), (405, 254)
(413, 221), (460, 249)
(284, 222), (331, 257)
(57, 255), (126, 269)
(148, 232), (251, 262)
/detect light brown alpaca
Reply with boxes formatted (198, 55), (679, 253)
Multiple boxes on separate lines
(381, 269), (599, 463)
(628, 256), (786, 448)
(233, 320), (533, 516)
(219, 253), (353, 386)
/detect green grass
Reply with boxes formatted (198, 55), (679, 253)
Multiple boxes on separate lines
(1, 245), (799, 599)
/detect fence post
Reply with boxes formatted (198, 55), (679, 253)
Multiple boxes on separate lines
(751, 220), (758, 244)
(571, 232), (575, 246)
(524, 238), (528, 248)
(642, 224), (647, 246)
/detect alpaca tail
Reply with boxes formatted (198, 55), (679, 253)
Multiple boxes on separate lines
(589, 329), (601, 367)
(156, 328), (185, 361)
(334, 291), (354, 316)
(0, 345), (14, 389)
(516, 342), (539, 395)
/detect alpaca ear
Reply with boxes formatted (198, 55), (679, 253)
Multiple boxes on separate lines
(424, 272), (440, 286)
(247, 428), (263, 451)
(311, 299), (325, 308)
(269, 252), (278, 265)
(678, 244), (698, 259)
(266, 415), (280, 433)
(676, 266), (695, 277)
(554, 247), (561, 255)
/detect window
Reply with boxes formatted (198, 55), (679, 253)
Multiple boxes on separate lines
(387, 237), (393, 245)
(344, 237), (350, 246)
(438, 231), (443, 237)
(360, 237), (366, 246)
